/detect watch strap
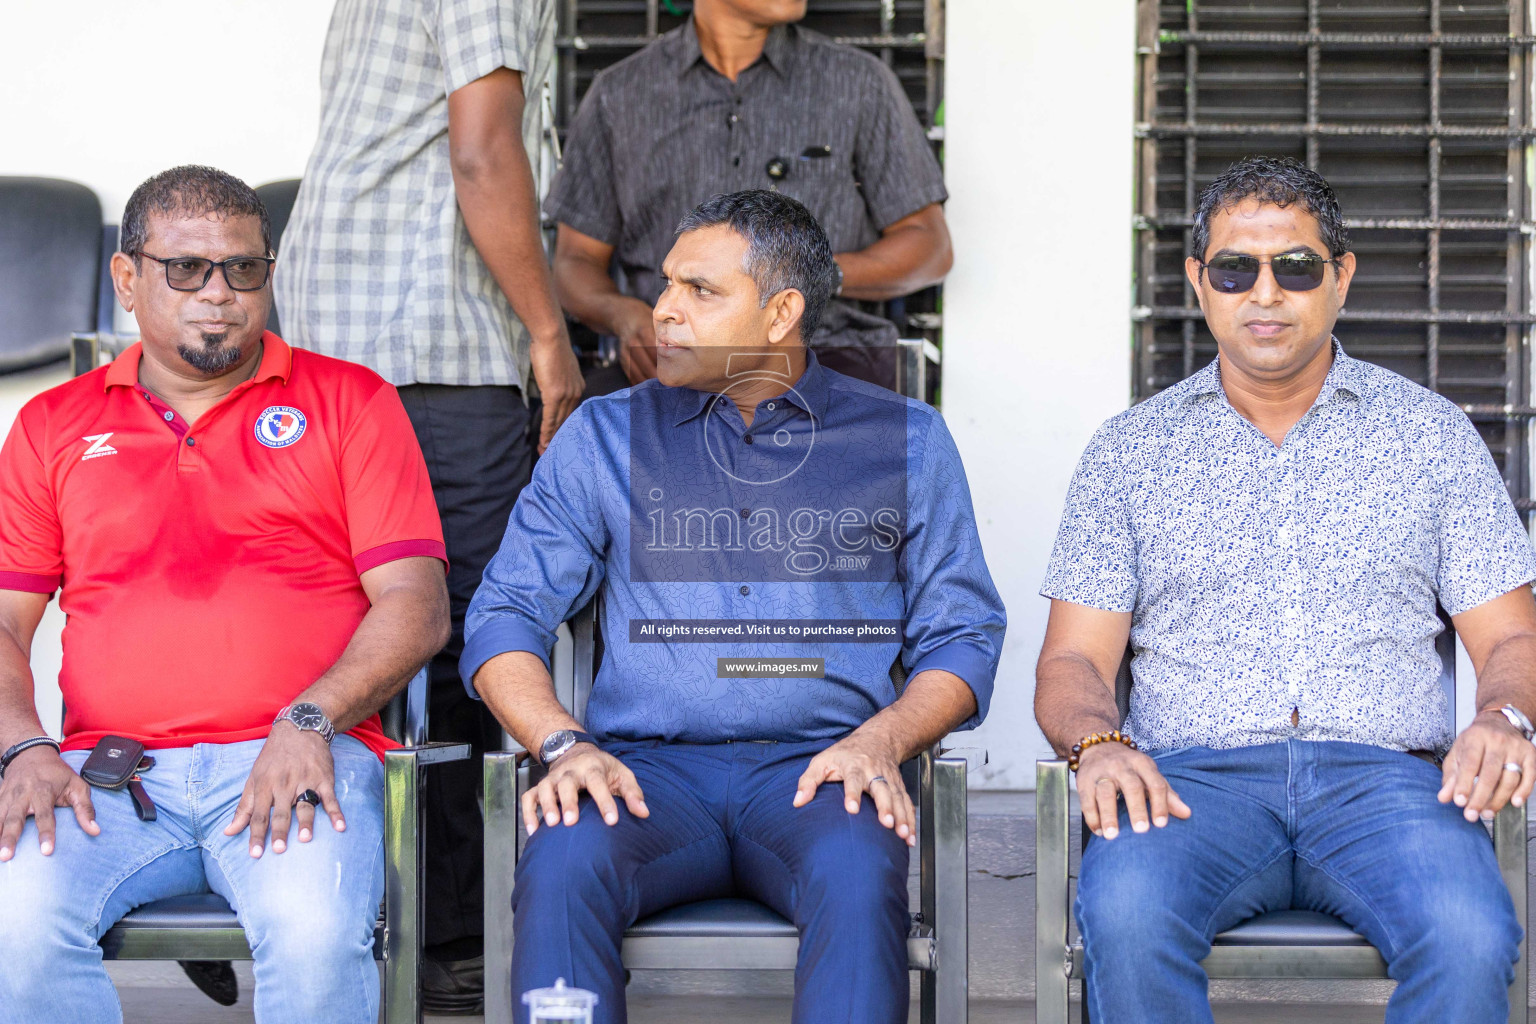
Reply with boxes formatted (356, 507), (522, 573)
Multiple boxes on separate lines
(0, 736), (62, 779)
(1497, 703), (1536, 741)
(274, 705), (336, 744)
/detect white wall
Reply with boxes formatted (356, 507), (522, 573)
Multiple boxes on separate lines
(0, 1), (332, 733)
(943, 0), (1137, 787)
(1, 1), (1139, 786)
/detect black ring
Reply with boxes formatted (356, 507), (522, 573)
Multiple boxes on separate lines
(296, 789), (322, 807)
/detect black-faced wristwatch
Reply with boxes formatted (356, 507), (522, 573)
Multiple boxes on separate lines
(1495, 703), (1536, 742)
(274, 702), (336, 744)
(538, 729), (598, 766)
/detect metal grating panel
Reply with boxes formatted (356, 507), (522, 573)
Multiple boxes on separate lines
(1135, 0), (1536, 513)
(552, 0), (946, 353)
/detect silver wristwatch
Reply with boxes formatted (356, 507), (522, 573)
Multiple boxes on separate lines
(538, 728), (598, 765)
(1494, 703), (1535, 742)
(274, 702), (336, 744)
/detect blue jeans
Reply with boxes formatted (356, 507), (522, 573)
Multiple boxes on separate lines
(1076, 740), (1521, 1023)
(0, 736), (385, 1024)
(509, 740), (911, 1024)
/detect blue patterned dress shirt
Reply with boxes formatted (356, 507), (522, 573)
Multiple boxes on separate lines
(461, 352), (1005, 743)
(1043, 342), (1536, 755)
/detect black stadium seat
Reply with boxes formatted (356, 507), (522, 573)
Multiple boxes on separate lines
(0, 177), (106, 373)
(254, 178), (302, 339)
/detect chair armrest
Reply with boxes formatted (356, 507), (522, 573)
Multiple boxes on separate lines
(937, 745), (988, 772)
(398, 740), (472, 766)
(1036, 759), (1073, 1010)
(1493, 797), (1528, 1016)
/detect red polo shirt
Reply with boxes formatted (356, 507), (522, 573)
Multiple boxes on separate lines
(0, 333), (446, 759)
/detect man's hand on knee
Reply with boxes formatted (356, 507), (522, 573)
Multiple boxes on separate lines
(1075, 744), (1191, 840)
(0, 747), (98, 860)
(1439, 711), (1536, 822)
(223, 725), (344, 858)
(793, 735), (917, 847)
(523, 745), (648, 834)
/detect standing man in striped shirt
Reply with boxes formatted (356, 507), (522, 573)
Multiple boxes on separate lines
(277, 0), (583, 1012)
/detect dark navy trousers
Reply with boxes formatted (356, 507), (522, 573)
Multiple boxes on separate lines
(509, 739), (911, 1024)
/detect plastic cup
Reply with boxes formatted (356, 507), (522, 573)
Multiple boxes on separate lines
(522, 977), (599, 1023)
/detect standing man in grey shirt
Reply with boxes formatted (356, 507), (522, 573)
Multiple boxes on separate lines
(277, 0), (583, 1011)
(547, 0), (952, 392)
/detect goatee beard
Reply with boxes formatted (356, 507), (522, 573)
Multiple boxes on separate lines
(178, 332), (245, 375)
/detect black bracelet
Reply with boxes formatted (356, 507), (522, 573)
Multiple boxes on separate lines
(0, 736), (61, 779)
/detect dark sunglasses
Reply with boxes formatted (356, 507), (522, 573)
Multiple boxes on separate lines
(135, 251), (275, 292)
(1198, 252), (1341, 294)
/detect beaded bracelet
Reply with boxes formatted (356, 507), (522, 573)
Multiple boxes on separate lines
(1068, 730), (1138, 772)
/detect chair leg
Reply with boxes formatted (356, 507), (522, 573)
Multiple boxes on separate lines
(1495, 799), (1529, 1024)
(383, 750), (423, 1024)
(1036, 760), (1072, 1024)
(484, 751), (522, 1024)
(921, 755), (968, 1024)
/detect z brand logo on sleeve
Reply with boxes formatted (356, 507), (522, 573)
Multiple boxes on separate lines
(80, 433), (117, 460)
(254, 406), (307, 449)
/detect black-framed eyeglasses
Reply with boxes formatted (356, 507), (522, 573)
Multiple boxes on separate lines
(1198, 252), (1342, 294)
(134, 251), (275, 292)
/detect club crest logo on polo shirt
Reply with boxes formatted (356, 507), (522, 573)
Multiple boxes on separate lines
(254, 406), (307, 449)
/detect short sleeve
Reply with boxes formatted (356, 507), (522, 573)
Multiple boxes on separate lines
(852, 56), (948, 230)
(434, 0), (544, 94)
(543, 71), (623, 245)
(1434, 410), (1536, 615)
(0, 409), (63, 593)
(340, 384), (447, 575)
(1040, 422), (1138, 613)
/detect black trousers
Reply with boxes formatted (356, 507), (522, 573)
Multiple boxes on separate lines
(396, 383), (536, 950)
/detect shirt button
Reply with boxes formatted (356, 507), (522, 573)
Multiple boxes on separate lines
(739, 508), (750, 519)
(766, 402), (775, 411)
(1284, 606), (1300, 619)
(1276, 526), (1291, 542)
(163, 411), (175, 422)
(729, 113), (739, 124)
(739, 585), (750, 596)
(185, 437), (196, 447)
(733, 156), (741, 167)
(1276, 451), (1291, 464)
(744, 435), (754, 445)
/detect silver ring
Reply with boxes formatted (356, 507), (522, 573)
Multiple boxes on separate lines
(1504, 762), (1524, 775)
(869, 775), (889, 786)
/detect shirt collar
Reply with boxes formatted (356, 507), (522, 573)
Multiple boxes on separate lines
(1179, 336), (1367, 412)
(103, 330), (293, 391)
(676, 17), (792, 79)
(671, 348), (829, 427)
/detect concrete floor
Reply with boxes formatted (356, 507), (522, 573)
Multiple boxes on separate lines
(108, 963), (1393, 1024)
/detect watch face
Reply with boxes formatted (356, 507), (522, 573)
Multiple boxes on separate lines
(290, 703), (326, 730)
(541, 730), (573, 761)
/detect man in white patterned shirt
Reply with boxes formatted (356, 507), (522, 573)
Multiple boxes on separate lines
(276, 0), (583, 1010)
(1036, 156), (1536, 1023)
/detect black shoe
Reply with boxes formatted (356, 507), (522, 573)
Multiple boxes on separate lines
(420, 952), (485, 1015)
(177, 959), (239, 1006)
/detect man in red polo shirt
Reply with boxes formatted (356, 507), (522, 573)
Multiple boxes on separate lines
(0, 166), (450, 1023)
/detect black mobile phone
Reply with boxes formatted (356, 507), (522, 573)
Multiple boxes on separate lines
(80, 735), (147, 790)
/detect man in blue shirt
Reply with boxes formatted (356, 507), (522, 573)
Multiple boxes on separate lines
(461, 190), (1004, 1022)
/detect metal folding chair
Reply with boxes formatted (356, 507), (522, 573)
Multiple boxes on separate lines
(483, 600), (978, 1024)
(92, 667), (469, 1024)
(1035, 617), (1529, 1023)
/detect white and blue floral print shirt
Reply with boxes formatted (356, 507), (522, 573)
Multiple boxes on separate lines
(1042, 342), (1536, 755)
